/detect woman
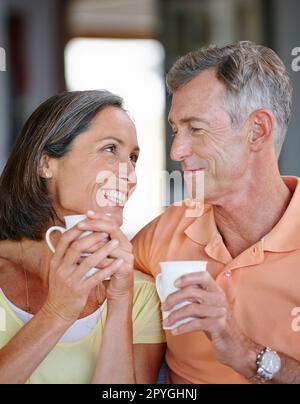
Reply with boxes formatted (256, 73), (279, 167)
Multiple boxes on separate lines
(0, 90), (166, 384)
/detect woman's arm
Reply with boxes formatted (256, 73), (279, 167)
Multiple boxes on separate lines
(0, 225), (121, 384)
(133, 344), (166, 384)
(0, 309), (73, 384)
(79, 212), (166, 385)
(92, 303), (166, 385)
(92, 296), (136, 384)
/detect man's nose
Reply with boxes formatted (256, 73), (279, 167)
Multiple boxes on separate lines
(170, 134), (193, 162)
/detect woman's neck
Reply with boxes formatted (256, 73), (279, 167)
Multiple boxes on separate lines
(0, 238), (51, 286)
(0, 238), (107, 317)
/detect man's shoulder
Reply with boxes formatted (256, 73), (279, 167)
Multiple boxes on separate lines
(135, 201), (210, 236)
(132, 202), (212, 253)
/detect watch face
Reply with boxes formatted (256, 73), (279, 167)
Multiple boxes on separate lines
(261, 351), (281, 374)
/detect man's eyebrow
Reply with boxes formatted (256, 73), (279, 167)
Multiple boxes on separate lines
(97, 136), (140, 152)
(168, 117), (209, 125)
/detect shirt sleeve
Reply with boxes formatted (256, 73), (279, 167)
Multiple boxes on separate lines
(132, 271), (166, 345)
(131, 216), (160, 276)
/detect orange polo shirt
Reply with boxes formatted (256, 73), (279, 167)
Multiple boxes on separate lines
(132, 176), (300, 384)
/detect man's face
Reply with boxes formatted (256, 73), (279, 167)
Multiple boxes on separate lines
(168, 68), (250, 203)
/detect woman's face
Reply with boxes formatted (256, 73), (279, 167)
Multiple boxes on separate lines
(48, 106), (139, 227)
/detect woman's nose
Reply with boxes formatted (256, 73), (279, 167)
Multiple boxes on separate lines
(119, 161), (137, 186)
(170, 135), (193, 162)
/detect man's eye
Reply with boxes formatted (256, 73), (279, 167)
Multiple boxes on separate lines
(190, 128), (205, 136)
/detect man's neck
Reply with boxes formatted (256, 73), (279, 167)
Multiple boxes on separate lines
(212, 174), (293, 259)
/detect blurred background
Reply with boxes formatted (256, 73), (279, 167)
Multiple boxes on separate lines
(0, 0), (300, 238)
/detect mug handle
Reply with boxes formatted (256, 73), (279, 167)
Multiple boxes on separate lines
(45, 226), (65, 253)
(155, 273), (164, 302)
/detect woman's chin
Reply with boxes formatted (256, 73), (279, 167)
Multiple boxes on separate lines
(98, 206), (124, 226)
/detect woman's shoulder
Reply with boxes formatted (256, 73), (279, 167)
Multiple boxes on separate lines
(133, 270), (157, 304)
(133, 270), (155, 286)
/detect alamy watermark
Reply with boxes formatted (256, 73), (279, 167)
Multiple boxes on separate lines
(0, 46), (6, 72)
(291, 47), (300, 72)
(95, 164), (205, 218)
(291, 307), (300, 332)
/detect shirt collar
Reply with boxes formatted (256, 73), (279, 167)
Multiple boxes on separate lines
(264, 176), (300, 252)
(184, 176), (300, 256)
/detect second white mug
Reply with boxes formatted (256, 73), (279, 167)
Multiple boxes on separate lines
(156, 261), (207, 331)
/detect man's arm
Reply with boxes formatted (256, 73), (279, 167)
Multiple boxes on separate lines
(162, 271), (300, 384)
(244, 344), (300, 384)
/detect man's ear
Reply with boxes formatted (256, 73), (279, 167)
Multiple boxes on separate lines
(248, 109), (275, 151)
(39, 154), (53, 179)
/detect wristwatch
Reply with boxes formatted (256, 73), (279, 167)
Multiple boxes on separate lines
(252, 347), (282, 383)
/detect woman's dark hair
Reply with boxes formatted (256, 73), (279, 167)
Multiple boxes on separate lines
(0, 90), (124, 241)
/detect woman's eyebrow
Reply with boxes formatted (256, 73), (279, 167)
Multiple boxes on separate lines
(98, 136), (124, 145)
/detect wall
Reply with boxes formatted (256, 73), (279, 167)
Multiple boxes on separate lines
(275, 0), (300, 175)
(0, 0), (64, 173)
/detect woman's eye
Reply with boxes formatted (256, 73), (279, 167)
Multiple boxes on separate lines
(130, 154), (139, 164)
(103, 145), (117, 153)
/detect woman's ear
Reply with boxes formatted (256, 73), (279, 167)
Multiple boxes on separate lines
(39, 154), (53, 179)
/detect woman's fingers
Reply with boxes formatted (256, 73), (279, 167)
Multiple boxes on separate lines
(77, 216), (130, 250)
(84, 235), (110, 254)
(83, 258), (125, 290)
(90, 249), (133, 269)
(108, 249), (134, 266)
(74, 239), (120, 280)
(50, 226), (86, 268)
(61, 232), (112, 270)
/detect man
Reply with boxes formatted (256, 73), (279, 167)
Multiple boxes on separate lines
(132, 41), (300, 384)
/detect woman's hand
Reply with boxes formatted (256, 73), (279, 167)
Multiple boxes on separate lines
(42, 225), (123, 324)
(76, 211), (134, 304)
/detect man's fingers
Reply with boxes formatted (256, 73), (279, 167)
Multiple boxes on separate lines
(164, 303), (226, 328)
(170, 318), (216, 336)
(162, 286), (212, 311)
(175, 271), (220, 293)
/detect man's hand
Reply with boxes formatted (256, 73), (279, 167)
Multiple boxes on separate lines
(162, 271), (258, 378)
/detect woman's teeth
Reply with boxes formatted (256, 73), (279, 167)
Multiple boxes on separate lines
(103, 190), (127, 206)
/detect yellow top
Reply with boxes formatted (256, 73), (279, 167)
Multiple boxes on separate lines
(0, 271), (166, 384)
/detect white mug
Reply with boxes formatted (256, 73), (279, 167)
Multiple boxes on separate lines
(156, 261), (207, 331)
(45, 215), (99, 278)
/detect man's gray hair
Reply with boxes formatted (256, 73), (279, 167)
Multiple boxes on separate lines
(166, 41), (293, 156)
